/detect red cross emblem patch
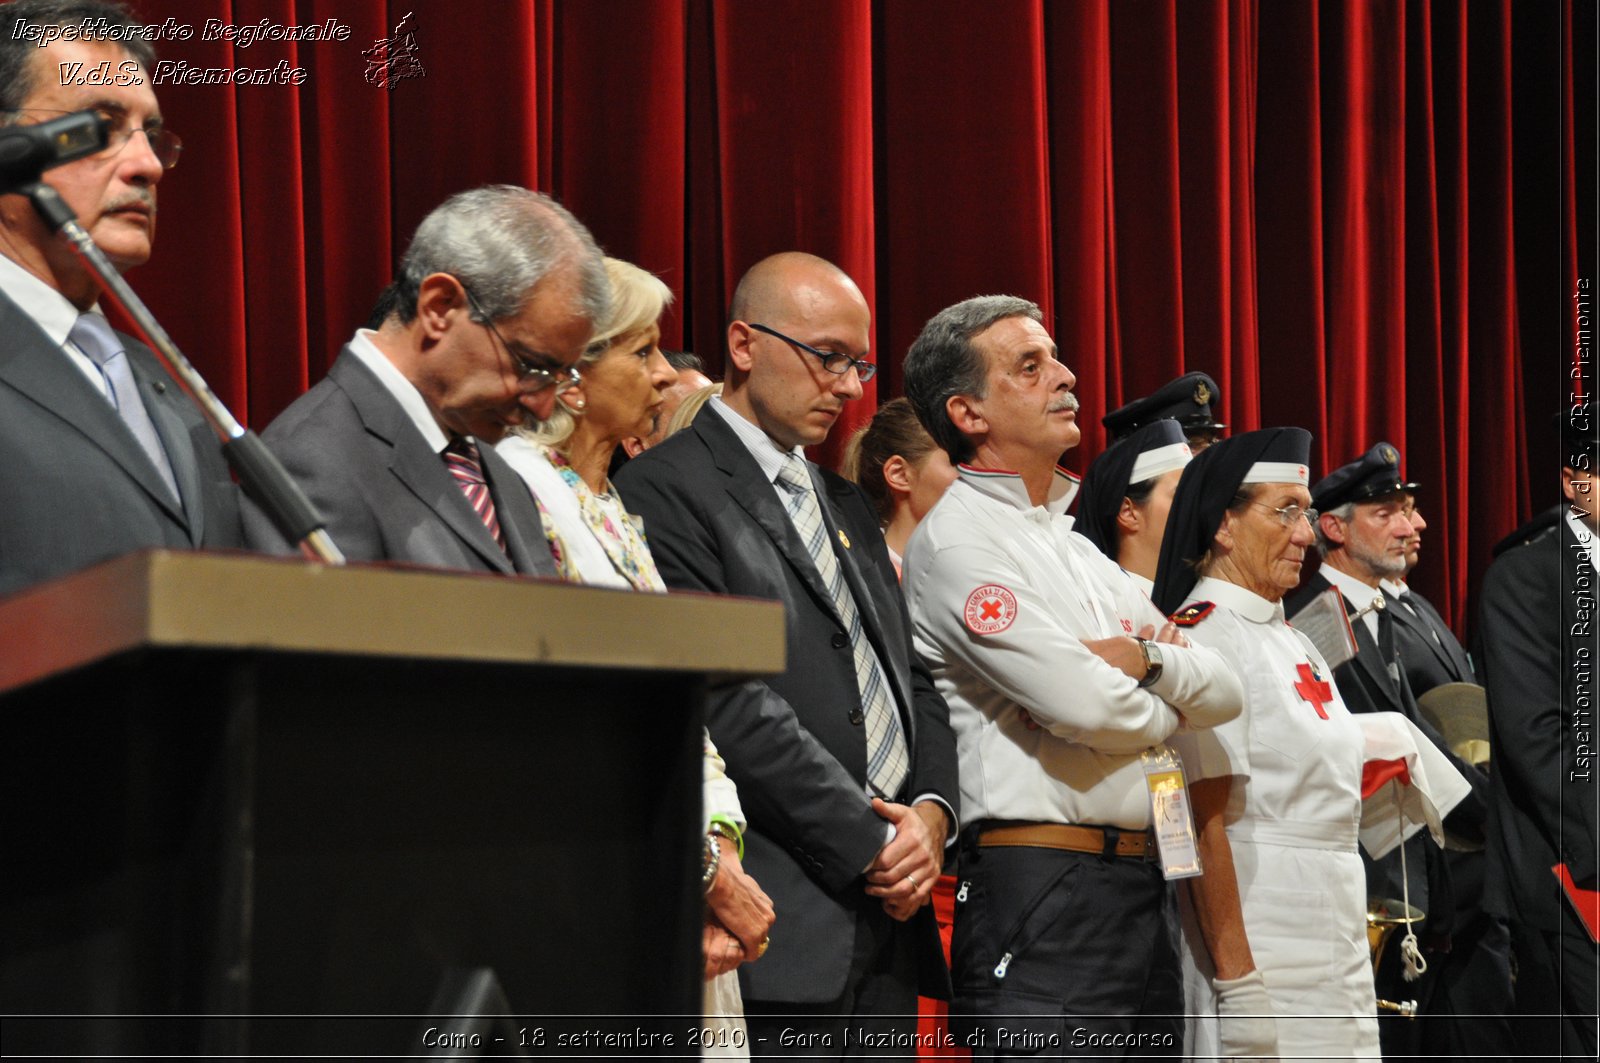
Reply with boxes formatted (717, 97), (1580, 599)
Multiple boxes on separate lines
(1293, 662), (1334, 719)
(964, 585), (1018, 636)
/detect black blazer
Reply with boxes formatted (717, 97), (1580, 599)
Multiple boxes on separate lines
(1386, 584), (1477, 695)
(0, 287), (242, 598)
(614, 407), (959, 1003)
(1479, 517), (1600, 928)
(242, 348), (554, 576)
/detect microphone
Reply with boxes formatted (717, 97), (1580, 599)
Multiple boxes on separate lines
(0, 110), (108, 194)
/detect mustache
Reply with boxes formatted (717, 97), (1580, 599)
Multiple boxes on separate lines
(1047, 391), (1079, 413)
(106, 190), (155, 213)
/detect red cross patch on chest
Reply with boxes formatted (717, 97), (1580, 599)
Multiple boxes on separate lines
(1293, 662), (1334, 719)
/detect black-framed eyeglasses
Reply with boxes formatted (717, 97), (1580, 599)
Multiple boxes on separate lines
(749, 322), (877, 383)
(1250, 501), (1318, 528)
(2, 106), (182, 170)
(461, 286), (581, 392)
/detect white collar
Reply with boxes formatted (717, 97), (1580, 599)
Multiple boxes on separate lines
(1380, 577), (1408, 597)
(1188, 575), (1284, 624)
(707, 395), (805, 486)
(957, 463), (1080, 516)
(0, 252), (92, 349)
(346, 329), (452, 454)
(1318, 563), (1388, 613)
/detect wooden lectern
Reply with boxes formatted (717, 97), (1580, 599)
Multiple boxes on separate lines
(0, 551), (784, 1057)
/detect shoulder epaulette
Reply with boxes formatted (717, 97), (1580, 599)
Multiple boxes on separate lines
(1170, 601), (1216, 627)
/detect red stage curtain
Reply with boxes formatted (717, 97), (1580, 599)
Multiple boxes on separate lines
(113, 0), (1590, 633)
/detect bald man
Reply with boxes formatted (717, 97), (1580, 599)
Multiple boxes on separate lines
(615, 253), (959, 1055)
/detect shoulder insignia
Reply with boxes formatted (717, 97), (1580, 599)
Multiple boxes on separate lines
(1170, 601), (1216, 627)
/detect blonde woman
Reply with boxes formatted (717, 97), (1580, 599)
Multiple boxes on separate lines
(496, 259), (773, 1057)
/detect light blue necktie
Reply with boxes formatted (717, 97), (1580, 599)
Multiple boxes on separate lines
(776, 453), (909, 797)
(70, 312), (181, 505)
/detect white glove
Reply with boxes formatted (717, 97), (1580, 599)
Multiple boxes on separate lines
(1213, 968), (1278, 1061)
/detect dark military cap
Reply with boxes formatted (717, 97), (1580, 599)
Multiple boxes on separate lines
(1102, 371), (1226, 442)
(1311, 441), (1419, 512)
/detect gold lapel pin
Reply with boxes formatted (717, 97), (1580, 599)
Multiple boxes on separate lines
(837, 529), (851, 549)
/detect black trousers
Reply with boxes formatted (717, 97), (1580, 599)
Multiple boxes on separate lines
(949, 838), (1183, 1060)
(1505, 910), (1599, 1061)
(744, 903), (919, 1059)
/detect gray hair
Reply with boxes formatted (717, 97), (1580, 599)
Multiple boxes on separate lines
(902, 295), (1043, 464)
(0, 1), (156, 111)
(1312, 501), (1356, 558)
(391, 185), (609, 330)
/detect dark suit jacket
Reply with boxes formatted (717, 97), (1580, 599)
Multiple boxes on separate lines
(1386, 584), (1477, 695)
(0, 287), (243, 598)
(1479, 517), (1600, 928)
(242, 348), (554, 576)
(614, 408), (960, 1003)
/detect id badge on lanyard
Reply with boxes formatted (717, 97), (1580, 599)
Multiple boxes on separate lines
(1142, 746), (1202, 879)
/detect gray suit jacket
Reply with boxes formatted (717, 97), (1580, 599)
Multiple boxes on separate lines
(0, 287), (243, 598)
(242, 348), (554, 577)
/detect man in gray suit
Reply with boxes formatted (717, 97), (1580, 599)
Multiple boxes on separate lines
(243, 186), (607, 575)
(0, 0), (243, 598)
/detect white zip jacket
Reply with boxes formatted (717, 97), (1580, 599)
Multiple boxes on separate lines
(902, 465), (1243, 829)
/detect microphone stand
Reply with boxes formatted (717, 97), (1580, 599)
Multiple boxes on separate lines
(25, 182), (345, 564)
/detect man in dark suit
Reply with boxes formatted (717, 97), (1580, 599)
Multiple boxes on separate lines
(0, 0), (242, 598)
(1479, 419), (1599, 1060)
(1287, 441), (1505, 1060)
(243, 186), (606, 574)
(615, 252), (959, 1053)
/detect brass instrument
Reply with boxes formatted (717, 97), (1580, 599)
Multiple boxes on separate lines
(1367, 897), (1424, 1017)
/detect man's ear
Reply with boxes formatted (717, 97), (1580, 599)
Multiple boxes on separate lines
(1317, 510), (1345, 546)
(946, 393), (985, 439)
(726, 321), (756, 373)
(621, 436), (647, 459)
(1116, 496), (1142, 535)
(415, 273), (466, 341)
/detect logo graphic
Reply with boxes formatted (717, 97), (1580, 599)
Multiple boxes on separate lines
(363, 11), (424, 90)
(964, 585), (1018, 636)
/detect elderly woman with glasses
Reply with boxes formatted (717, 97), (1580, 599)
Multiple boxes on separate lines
(1151, 427), (1378, 1062)
(495, 258), (775, 1057)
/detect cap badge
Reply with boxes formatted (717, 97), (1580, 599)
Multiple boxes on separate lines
(1380, 444), (1398, 465)
(1193, 382), (1212, 405)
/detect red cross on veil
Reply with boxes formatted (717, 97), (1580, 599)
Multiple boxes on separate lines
(1293, 663), (1334, 719)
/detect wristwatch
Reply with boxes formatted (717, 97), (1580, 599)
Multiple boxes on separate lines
(1136, 637), (1164, 688)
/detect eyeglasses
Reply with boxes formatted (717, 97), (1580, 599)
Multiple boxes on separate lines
(3, 106), (182, 170)
(749, 322), (877, 382)
(461, 286), (581, 392)
(1250, 501), (1319, 528)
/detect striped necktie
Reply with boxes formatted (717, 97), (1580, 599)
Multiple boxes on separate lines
(776, 454), (909, 797)
(70, 312), (181, 505)
(443, 437), (505, 550)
